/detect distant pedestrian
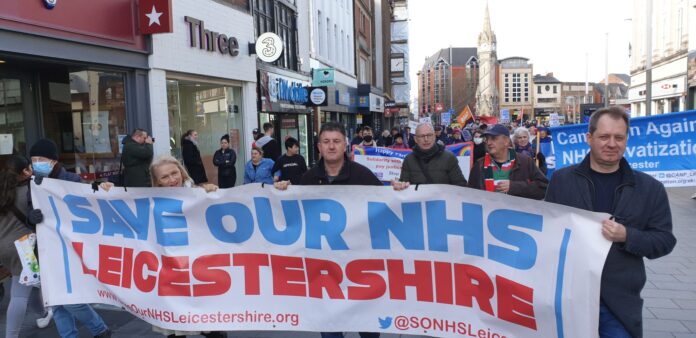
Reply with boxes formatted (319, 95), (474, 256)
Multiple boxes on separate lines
(212, 134), (237, 188)
(244, 146), (275, 184)
(468, 124), (548, 199)
(182, 129), (208, 184)
(389, 134), (408, 149)
(272, 137), (307, 185)
(121, 128), (153, 187)
(392, 123), (467, 189)
(472, 130), (486, 162)
(256, 122), (280, 161)
(359, 126), (377, 147)
(512, 127), (547, 175)
(545, 106), (676, 338)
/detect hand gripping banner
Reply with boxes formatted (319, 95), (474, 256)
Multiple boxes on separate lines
(32, 179), (611, 338)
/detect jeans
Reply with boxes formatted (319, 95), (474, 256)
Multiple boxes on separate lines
(321, 333), (380, 338)
(53, 304), (108, 338)
(599, 302), (633, 338)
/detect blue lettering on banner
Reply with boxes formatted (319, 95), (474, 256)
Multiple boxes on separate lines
(487, 209), (543, 270)
(303, 199), (349, 250)
(152, 198), (189, 246)
(109, 199), (151, 240)
(65, 195), (101, 234)
(254, 197), (303, 246)
(550, 110), (696, 185)
(426, 201), (484, 256)
(367, 202), (425, 250)
(206, 202), (255, 243)
(60, 194), (546, 270)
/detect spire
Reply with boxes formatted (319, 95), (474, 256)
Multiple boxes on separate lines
(478, 2), (496, 45)
(483, 2), (492, 35)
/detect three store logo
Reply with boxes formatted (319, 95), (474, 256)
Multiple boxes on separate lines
(139, 0), (173, 35)
(43, 0), (57, 9)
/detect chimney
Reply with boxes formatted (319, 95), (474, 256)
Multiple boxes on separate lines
(546, 72), (554, 77)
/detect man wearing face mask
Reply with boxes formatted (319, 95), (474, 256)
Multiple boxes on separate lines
(359, 126), (377, 147)
(27, 138), (112, 338)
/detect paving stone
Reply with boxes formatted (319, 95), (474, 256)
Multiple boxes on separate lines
(643, 318), (690, 332)
(645, 298), (681, 309)
(650, 308), (696, 321)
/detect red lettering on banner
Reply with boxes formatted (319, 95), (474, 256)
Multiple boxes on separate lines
(345, 259), (386, 300)
(496, 275), (537, 330)
(98, 244), (123, 286)
(271, 255), (306, 297)
(387, 260), (434, 302)
(454, 264), (494, 316)
(232, 253), (269, 295)
(434, 261), (454, 304)
(305, 258), (345, 299)
(72, 242), (97, 277)
(192, 254), (232, 297)
(159, 256), (191, 296)
(134, 251), (158, 292)
(122, 247), (133, 288)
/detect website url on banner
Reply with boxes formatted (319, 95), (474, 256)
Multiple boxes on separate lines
(390, 315), (508, 338)
(97, 290), (300, 326)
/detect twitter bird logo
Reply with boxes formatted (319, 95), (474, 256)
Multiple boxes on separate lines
(378, 316), (393, 329)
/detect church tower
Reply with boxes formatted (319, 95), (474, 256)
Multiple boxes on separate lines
(475, 3), (499, 117)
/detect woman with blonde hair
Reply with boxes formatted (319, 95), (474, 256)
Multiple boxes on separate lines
(150, 155), (217, 192)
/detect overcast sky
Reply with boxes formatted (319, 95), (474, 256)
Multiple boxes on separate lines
(408, 0), (632, 99)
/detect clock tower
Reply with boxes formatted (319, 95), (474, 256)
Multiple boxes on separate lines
(475, 3), (499, 117)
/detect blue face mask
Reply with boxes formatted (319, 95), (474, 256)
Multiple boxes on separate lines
(32, 162), (53, 177)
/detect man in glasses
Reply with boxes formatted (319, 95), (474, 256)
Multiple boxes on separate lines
(392, 123), (466, 190)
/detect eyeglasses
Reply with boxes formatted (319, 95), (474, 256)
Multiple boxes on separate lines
(415, 133), (435, 140)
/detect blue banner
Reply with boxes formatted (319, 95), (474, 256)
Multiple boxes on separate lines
(549, 110), (696, 187)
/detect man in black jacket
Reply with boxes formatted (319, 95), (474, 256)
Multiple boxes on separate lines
(545, 106), (676, 338)
(274, 122), (381, 338)
(121, 128), (153, 187)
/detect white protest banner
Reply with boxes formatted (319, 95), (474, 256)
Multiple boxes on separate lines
(33, 179), (611, 338)
(353, 143), (474, 182)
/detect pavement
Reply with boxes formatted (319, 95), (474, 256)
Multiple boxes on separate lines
(1, 187), (695, 338)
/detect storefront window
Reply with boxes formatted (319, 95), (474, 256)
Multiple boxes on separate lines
(167, 79), (245, 186)
(42, 70), (127, 180)
(0, 78), (25, 155)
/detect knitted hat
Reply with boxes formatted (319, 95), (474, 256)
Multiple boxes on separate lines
(29, 138), (59, 161)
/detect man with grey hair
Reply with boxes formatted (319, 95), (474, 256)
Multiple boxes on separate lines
(546, 106), (676, 338)
(392, 123), (466, 190)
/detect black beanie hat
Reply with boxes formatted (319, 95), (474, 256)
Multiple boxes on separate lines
(30, 138), (59, 161)
(220, 134), (230, 142)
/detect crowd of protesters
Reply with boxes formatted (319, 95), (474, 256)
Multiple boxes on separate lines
(0, 107), (678, 338)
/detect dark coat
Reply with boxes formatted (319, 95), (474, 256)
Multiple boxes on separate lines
(121, 137), (153, 187)
(0, 185), (32, 275)
(300, 156), (382, 186)
(468, 151), (548, 200)
(545, 155), (676, 338)
(399, 144), (467, 186)
(182, 139), (208, 184)
(213, 148), (237, 188)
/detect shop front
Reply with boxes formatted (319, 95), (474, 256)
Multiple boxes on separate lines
(257, 69), (311, 163)
(148, 0), (257, 186)
(0, 0), (149, 180)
